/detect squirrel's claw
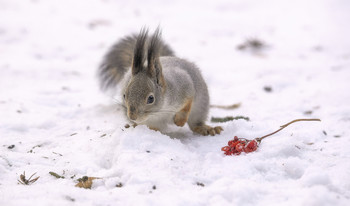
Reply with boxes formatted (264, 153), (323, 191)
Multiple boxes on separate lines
(192, 125), (223, 136)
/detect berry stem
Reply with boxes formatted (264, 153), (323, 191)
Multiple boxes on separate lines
(255, 118), (321, 143)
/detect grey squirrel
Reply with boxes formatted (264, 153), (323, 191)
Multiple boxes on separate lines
(98, 28), (223, 136)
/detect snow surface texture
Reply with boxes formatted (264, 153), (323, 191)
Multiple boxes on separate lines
(1, 0), (350, 205)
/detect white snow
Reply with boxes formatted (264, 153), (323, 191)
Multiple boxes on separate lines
(1, 0), (350, 205)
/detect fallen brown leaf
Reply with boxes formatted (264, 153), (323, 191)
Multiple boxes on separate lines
(75, 176), (100, 189)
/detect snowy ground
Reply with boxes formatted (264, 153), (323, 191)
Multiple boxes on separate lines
(1, 0), (350, 205)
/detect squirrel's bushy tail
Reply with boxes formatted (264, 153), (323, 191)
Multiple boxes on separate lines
(98, 28), (175, 91)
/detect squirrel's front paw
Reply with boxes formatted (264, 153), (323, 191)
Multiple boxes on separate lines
(174, 112), (188, 127)
(174, 99), (192, 127)
(192, 125), (223, 136)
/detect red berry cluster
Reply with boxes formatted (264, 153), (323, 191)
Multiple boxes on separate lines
(221, 136), (258, 155)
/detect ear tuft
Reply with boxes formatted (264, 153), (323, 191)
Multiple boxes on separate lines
(147, 27), (164, 86)
(132, 28), (148, 75)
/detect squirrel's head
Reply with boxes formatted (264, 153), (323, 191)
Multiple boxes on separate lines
(123, 28), (166, 123)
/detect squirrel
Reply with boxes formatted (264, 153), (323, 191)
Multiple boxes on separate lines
(98, 28), (223, 136)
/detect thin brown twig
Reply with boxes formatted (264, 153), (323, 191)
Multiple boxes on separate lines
(210, 103), (241, 110)
(28, 172), (37, 181)
(255, 118), (321, 143)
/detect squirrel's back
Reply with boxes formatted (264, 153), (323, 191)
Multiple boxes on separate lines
(98, 33), (175, 91)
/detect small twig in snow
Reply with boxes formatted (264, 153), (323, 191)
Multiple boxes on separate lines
(49, 171), (65, 179)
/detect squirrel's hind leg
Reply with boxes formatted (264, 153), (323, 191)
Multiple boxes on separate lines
(186, 98), (223, 136)
(174, 95), (224, 136)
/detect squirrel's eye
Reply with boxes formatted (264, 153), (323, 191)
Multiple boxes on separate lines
(147, 95), (154, 104)
(123, 94), (125, 99)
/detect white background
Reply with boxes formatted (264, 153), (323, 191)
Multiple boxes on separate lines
(0, 0), (349, 205)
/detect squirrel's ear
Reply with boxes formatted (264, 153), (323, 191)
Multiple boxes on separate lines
(132, 28), (148, 75)
(147, 28), (166, 87)
(148, 58), (166, 87)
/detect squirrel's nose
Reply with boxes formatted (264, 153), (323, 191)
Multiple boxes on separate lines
(128, 106), (137, 120)
(129, 106), (136, 113)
